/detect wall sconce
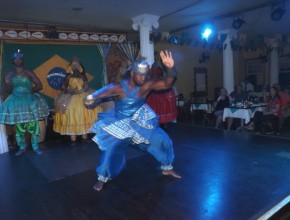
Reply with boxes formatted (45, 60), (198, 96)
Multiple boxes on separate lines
(271, 5), (286, 21)
(232, 15), (245, 30)
(199, 52), (210, 63)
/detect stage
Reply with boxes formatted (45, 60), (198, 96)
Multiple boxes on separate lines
(0, 123), (290, 220)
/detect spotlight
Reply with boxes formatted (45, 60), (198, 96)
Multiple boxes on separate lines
(232, 18), (245, 30)
(201, 27), (213, 41)
(167, 34), (179, 45)
(271, 7), (286, 21)
(149, 32), (161, 44)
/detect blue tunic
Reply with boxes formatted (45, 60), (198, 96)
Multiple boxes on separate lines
(90, 80), (159, 148)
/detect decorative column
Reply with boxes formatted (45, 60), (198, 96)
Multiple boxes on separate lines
(219, 29), (237, 93)
(132, 14), (159, 66)
(268, 39), (279, 86)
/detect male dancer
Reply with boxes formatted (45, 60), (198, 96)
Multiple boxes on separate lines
(85, 50), (181, 191)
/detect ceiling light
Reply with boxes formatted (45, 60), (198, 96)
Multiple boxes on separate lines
(167, 34), (179, 45)
(201, 27), (213, 41)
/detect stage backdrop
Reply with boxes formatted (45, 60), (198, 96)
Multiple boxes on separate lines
(2, 42), (103, 107)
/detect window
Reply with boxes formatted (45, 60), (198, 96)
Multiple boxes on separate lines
(279, 56), (290, 73)
(246, 59), (265, 86)
(279, 56), (290, 87)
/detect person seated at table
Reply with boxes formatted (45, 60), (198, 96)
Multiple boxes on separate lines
(248, 86), (269, 103)
(272, 84), (290, 130)
(227, 84), (248, 130)
(241, 77), (254, 92)
(245, 87), (281, 134)
(214, 88), (230, 129)
(230, 84), (248, 103)
(260, 86), (270, 103)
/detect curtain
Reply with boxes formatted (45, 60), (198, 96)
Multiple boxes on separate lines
(0, 41), (3, 87)
(117, 43), (140, 62)
(97, 43), (112, 86)
(0, 41), (8, 154)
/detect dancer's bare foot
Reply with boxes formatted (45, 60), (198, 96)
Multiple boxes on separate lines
(71, 135), (77, 142)
(93, 181), (105, 191)
(162, 170), (181, 178)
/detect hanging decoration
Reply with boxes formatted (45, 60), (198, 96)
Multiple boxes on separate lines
(0, 28), (126, 43)
(0, 41), (3, 86)
(163, 32), (290, 53)
(116, 43), (140, 62)
(97, 43), (112, 86)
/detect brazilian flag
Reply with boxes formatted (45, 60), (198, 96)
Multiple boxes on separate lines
(2, 42), (103, 107)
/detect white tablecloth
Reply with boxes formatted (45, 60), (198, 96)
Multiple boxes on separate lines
(223, 104), (266, 124)
(0, 98), (8, 154)
(190, 103), (213, 113)
(176, 100), (185, 107)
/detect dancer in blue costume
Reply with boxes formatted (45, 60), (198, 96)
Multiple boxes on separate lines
(0, 50), (49, 156)
(85, 50), (181, 191)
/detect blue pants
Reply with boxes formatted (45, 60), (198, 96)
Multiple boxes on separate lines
(96, 127), (175, 182)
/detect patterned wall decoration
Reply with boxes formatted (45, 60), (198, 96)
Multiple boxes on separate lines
(0, 29), (126, 43)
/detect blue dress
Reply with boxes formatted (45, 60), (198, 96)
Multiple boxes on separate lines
(90, 80), (175, 182)
(0, 77), (49, 124)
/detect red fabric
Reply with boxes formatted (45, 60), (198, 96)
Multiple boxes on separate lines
(278, 91), (290, 108)
(148, 67), (163, 79)
(146, 89), (178, 124)
(268, 98), (282, 118)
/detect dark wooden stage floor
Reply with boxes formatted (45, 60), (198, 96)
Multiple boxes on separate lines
(1, 123), (290, 220)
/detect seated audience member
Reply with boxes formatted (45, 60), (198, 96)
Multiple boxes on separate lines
(227, 84), (248, 130)
(214, 88), (230, 129)
(273, 84), (290, 108)
(245, 87), (281, 134)
(273, 84), (290, 129)
(249, 86), (269, 103)
(230, 84), (248, 102)
(260, 86), (270, 103)
(241, 77), (254, 92)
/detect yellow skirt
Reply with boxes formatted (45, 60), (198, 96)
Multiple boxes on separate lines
(53, 92), (102, 135)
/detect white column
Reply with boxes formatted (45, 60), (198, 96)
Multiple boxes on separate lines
(219, 29), (236, 93)
(0, 98), (8, 154)
(268, 39), (279, 86)
(132, 14), (159, 66)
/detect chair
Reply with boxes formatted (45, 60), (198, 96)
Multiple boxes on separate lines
(279, 104), (290, 131)
(263, 117), (280, 133)
(189, 91), (208, 101)
(192, 109), (206, 125)
(203, 112), (216, 127)
(177, 101), (194, 123)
